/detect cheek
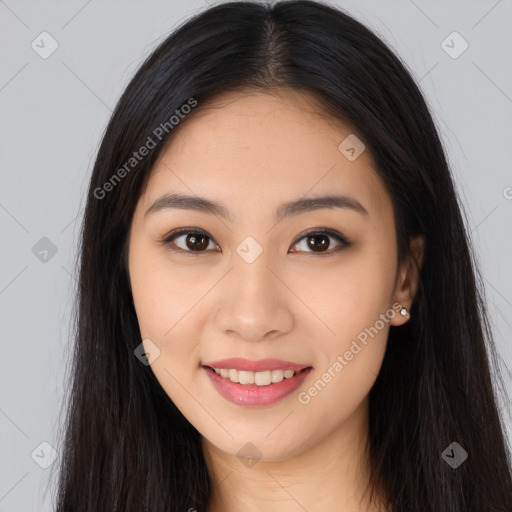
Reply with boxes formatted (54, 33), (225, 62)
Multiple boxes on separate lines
(295, 260), (393, 421)
(288, 242), (395, 403)
(129, 245), (205, 339)
(291, 247), (397, 340)
(130, 247), (205, 408)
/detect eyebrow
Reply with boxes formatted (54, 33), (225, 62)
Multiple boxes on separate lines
(144, 193), (368, 222)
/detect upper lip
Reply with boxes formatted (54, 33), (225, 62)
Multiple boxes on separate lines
(202, 358), (312, 372)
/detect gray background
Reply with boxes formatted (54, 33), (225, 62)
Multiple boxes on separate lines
(1, 0), (511, 510)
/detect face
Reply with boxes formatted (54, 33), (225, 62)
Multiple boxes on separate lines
(127, 89), (417, 461)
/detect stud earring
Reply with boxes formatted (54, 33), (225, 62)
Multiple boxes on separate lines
(399, 306), (409, 317)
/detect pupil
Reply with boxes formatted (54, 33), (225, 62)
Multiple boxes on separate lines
(307, 234), (329, 252)
(186, 234), (209, 251)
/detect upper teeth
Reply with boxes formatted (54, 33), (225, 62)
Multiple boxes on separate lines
(213, 368), (298, 386)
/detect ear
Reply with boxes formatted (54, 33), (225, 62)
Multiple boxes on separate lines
(390, 235), (425, 326)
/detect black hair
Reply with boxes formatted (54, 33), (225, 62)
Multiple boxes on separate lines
(53, 1), (512, 510)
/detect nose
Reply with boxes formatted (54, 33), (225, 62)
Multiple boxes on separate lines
(214, 255), (295, 342)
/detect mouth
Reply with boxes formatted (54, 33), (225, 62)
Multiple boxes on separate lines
(202, 366), (312, 387)
(201, 361), (314, 407)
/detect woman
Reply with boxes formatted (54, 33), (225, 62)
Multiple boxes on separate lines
(53, 1), (512, 510)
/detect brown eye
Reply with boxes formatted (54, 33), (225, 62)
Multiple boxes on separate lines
(306, 233), (330, 252)
(290, 229), (350, 256)
(162, 229), (218, 253)
(183, 233), (210, 251)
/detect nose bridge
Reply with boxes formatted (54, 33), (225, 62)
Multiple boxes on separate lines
(234, 248), (273, 300)
(214, 243), (294, 341)
(230, 233), (276, 298)
(231, 246), (278, 313)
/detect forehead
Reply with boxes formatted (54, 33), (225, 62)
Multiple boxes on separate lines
(140, 89), (391, 221)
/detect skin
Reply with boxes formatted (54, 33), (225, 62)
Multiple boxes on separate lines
(127, 88), (423, 512)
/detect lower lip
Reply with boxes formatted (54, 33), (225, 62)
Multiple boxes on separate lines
(203, 366), (313, 407)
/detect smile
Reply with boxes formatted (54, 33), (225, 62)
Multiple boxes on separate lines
(202, 365), (313, 407)
(209, 367), (301, 386)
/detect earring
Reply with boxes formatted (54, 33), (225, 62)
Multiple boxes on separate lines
(399, 306), (409, 317)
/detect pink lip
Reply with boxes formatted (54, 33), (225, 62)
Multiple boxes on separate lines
(202, 364), (313, 407)
(202, 357), (310, 372)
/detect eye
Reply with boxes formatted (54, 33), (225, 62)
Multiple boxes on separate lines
(160, 227), (352, 256)
(161, 228), (219, 254)
(289, 228), (352, 256)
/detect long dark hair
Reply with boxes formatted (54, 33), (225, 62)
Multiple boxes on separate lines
(52, 1), (512, 510)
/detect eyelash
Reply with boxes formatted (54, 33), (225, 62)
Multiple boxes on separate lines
(160, 227), (352, 257)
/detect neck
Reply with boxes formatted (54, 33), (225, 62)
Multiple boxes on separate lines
(202, 398), (388, 512)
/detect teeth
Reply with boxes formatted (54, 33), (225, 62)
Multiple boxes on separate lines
(272, 369), (284, 383)
(212, 367), (300, 386)
(238, 370), (254, 384)
(256, 370), (272, 385)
